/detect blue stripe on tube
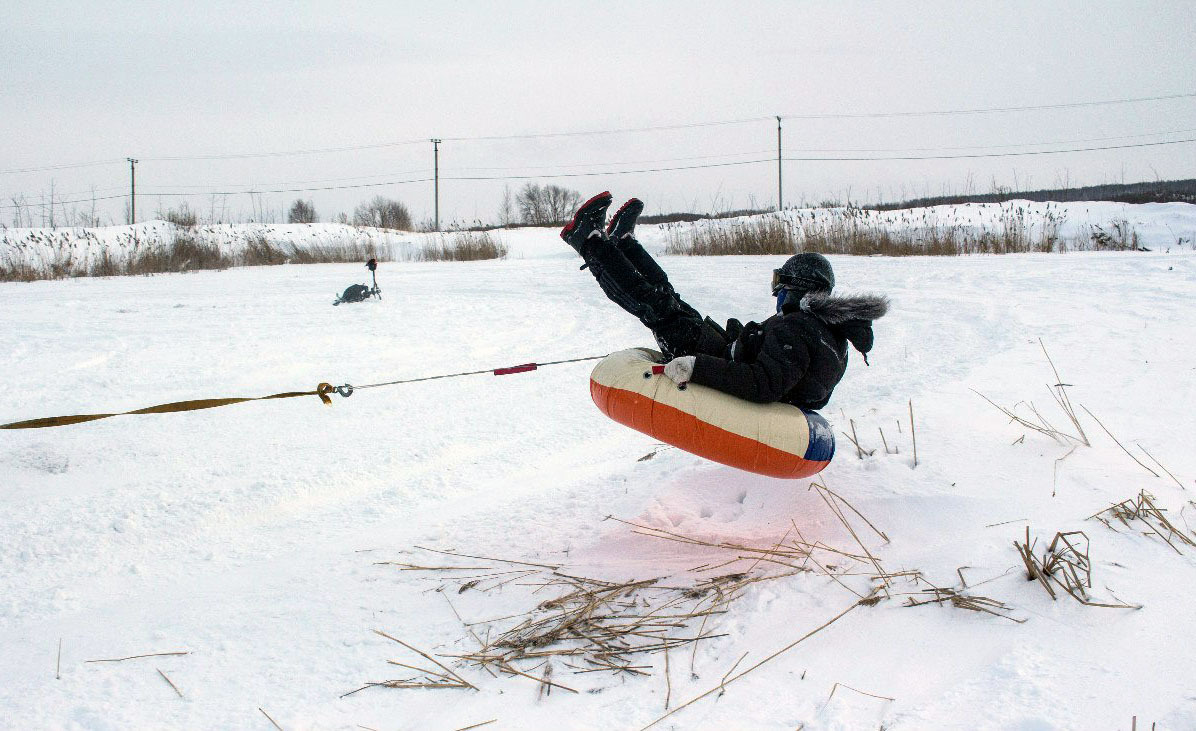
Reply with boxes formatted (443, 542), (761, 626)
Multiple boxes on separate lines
(802, 411), (836, 462)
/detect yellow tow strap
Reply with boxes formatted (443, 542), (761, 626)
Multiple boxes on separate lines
(1, 383), (338, 430)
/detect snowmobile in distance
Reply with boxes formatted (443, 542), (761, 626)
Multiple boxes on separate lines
(333, 258), (382, 306)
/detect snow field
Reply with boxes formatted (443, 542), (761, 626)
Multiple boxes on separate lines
(2, 221), (1196, 728)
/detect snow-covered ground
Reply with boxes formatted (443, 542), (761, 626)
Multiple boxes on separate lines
(2, 216), (1196, 728)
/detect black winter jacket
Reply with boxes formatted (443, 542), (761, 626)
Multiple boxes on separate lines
(688, 292), (889, 410)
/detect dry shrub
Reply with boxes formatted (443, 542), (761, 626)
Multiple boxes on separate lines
(241, 235), (289, 266)
(417, 231), (508, 262)
(668, 204), (1095, 257)
(2, 231), (393, 281)
(665, 218), (794, 255)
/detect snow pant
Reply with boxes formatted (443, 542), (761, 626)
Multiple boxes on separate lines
(580, 238), (728, 360)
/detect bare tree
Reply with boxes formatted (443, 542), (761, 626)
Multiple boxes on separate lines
(516, 183), (582, 225)
(353, 196), (412, 230)
(287, 199), (317, 224)
(498, 184), (514, 226)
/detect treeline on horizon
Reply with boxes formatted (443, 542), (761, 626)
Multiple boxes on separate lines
(868, 177), (1196, 211)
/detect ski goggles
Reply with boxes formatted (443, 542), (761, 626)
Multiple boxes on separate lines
(772, 268), (830, 295)
(772, 269), (812, 295)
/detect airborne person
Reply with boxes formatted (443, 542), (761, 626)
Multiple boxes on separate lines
(560, 192), (888, 410)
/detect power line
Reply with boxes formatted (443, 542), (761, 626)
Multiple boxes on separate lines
(0, 159), (126, 175)
(0, 177), (433, 210)
(143, 169), (434, 190)
(8, 136), (1194, 210)
(779, 91), (1196, 120)
(437, 116), (772, 142)
(441, 149), (777, 172)
(103, 125), (1196, 193)
(5, 91), (1193, 175)
(785, 125), (1196, 153)
(140, 139), (427, 162)
(783, 137), (1196, 162)
(442, 158), (774, 181)
(0, 193), (127, 211)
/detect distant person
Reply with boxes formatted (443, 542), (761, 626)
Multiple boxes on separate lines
(560, 192), (888, 410)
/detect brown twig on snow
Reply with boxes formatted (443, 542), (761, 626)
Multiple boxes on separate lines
(1039, 338), (1090, 447)
(258, 707), (284, 731)
(640, 599), (863, 729)
(1090, 490), (1196, 553)
(811, 482), (889, 597)
(972, 390), (1080, 445)
(373, 630), (478, 690)
(1014, 528), (1140, 608)
(1079, 406), (1159, 478)
(822, 681), (895, 710)
(85, 651), (190, 663)
(909, 399), (919, 467)
(156, 668), (184, 698)
(1053, 445), (1078, 497)
(1135, 443), (1185, 490)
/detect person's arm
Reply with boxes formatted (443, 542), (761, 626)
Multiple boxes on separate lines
(689, 323), (810, 403)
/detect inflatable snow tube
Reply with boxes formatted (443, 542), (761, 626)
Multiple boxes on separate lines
(590, 348), (835, 479)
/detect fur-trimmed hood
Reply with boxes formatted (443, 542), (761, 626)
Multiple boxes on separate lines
(781, 291), (889, 356)
(795, 291), (889, 324)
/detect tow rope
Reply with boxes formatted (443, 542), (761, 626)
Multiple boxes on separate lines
(0, 354), (608, 430)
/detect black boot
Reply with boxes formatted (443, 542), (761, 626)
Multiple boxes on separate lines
(560, 191), (614, 255)
(607, 197), (644, 243)
(606, 198), (672, 289)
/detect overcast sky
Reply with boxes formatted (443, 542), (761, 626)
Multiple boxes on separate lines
(3, 0), (1194, 227)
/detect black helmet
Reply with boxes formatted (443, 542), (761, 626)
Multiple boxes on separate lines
(772, 253), (834, 294)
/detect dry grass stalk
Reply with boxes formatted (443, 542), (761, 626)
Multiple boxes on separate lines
(1053, 445), (1078, 496)
(879, 426), (894, 454)
(258, 707), (284, 731)
(413, 545), (562, 571)
(1079, 406), (1159, 477)
(846, 419), (869, 459)
(156, 668), (184, 698)
(1135, 443), (1184, 490)
(905, 587), (1026, 623)
(811, 482), (890, 543)
(972, 391), (1083, 445)
(1090, 490), (1196, 553)
(454, 721), (497, 731)
(810, 482), (890, 597)
(85, 651), (190, 663)
(373, 630), (477, 690)
(909, 400), (918, 467)
(1014, 528), (1140, 608)
(1038, 339), (1090, 446)
(640, 598), (865, 729)
(823, 681), (896, 710)
(985, 518), (1028, 528)
(370, 512), (883, 704)
(886, 569), (1024, 622)
(663, 641), (672, 709)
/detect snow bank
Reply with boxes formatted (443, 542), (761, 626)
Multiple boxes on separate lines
(4, 201), (1194, 276)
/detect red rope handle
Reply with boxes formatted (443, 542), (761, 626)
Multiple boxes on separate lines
(493, 363), (538, 376)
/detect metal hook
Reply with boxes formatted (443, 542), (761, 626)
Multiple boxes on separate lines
(335, 384), (355, 398)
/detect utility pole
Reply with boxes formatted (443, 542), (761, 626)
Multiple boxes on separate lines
(775, 116), (783, 211)
(127, 157), (138, 225)
(431, 138), (441, 231)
